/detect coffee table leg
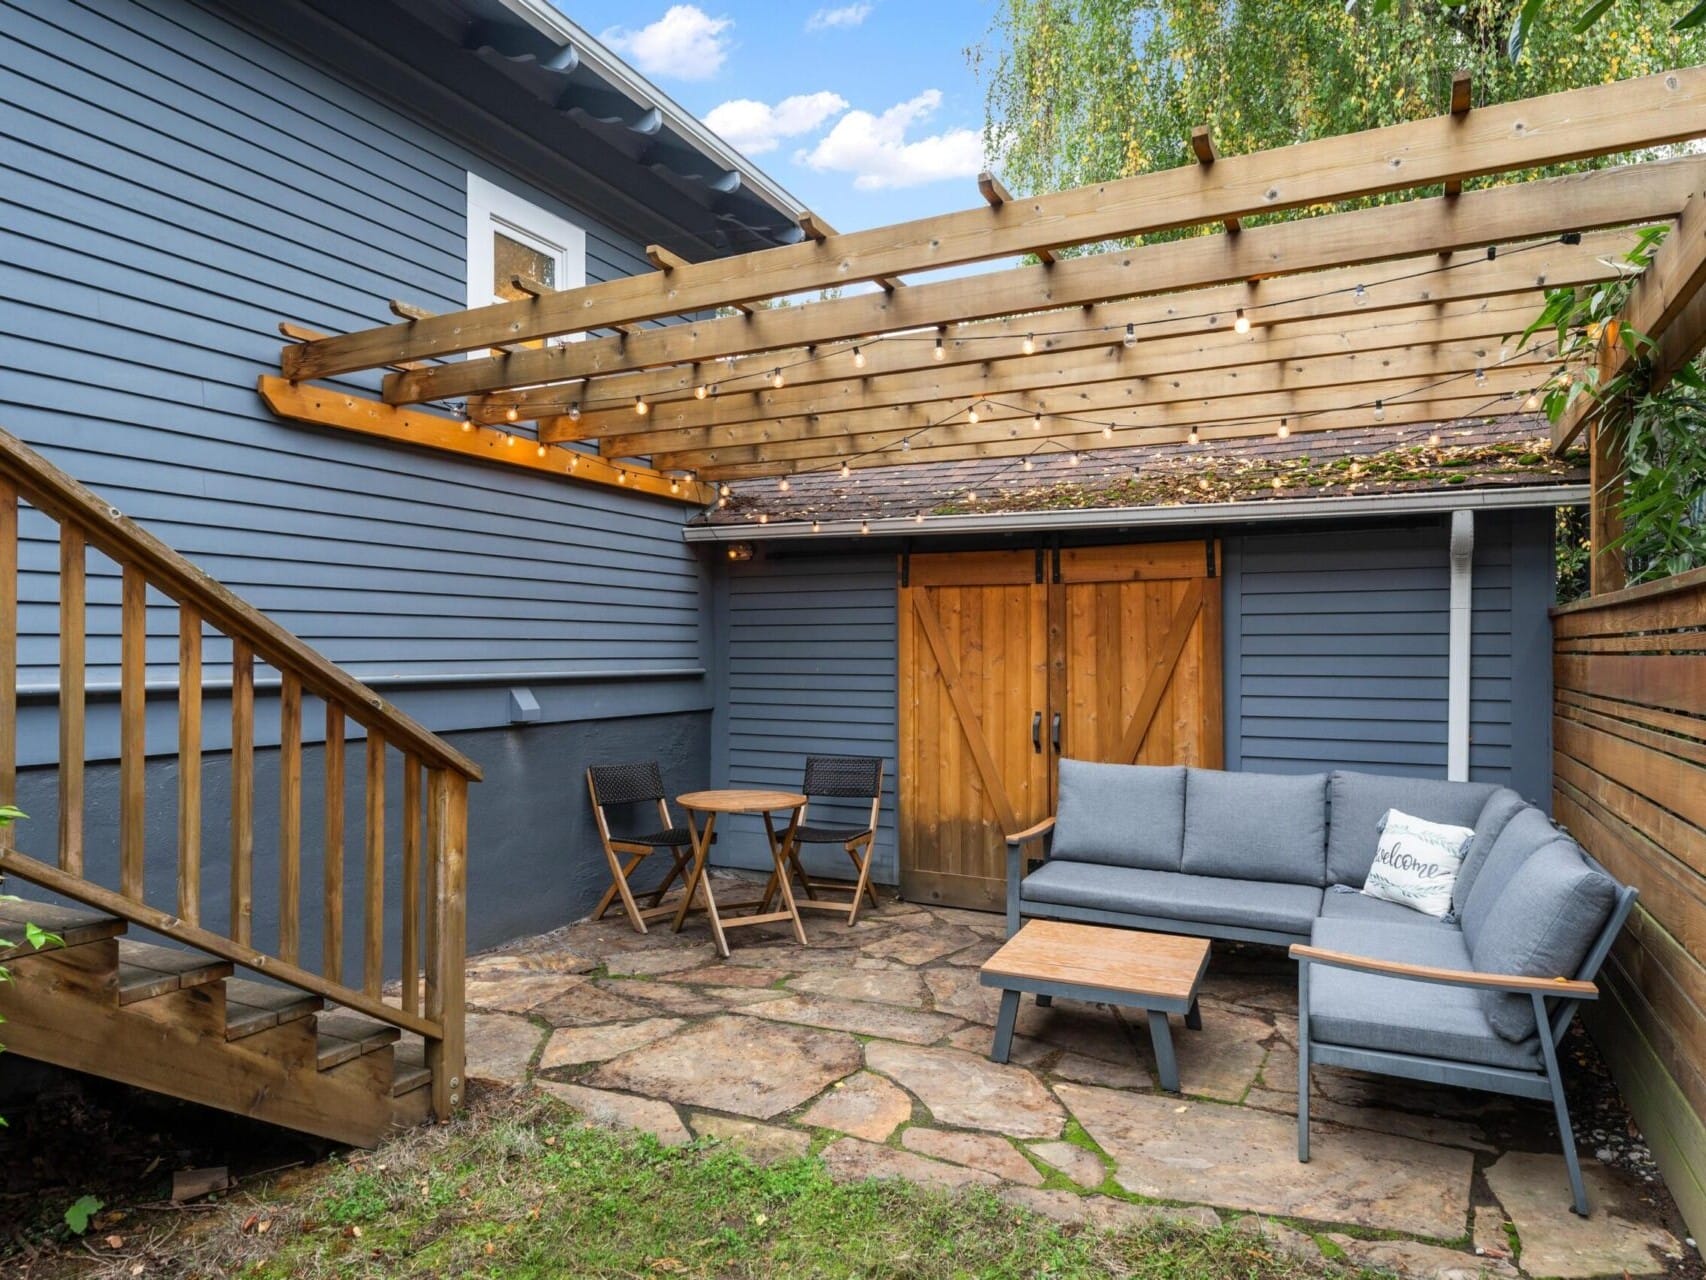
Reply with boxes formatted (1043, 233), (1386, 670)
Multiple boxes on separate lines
(1148, 1010), (1180, 1093)
(990, 989), (1020, 1063)
(1035, 993), (1053, 1008)
(1185, 998), (1202, 1031)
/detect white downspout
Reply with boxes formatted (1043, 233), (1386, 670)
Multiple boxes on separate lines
(1447, 509), (1474, 781)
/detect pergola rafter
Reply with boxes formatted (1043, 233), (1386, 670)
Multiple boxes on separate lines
(259, 66), (1706, 508)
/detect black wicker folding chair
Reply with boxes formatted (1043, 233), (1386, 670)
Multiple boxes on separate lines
(763, 755), (885, 925)
(585, 761), (693, 933)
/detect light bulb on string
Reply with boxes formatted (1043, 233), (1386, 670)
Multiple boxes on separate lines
(839, 461), (850, 479)
(967, 403), (980, 424)
(1372, 400), (1385, 421)
(914, 512), (924, 524)
(568, 401), (581, 422)
(695, 384), (708, 399)
(966, 491), (978, 503)
(758, 512), (768, 524)
(536, 443), (547, 457)
(900, 438), (911, 451)
(1427, 431), (1441, 447)
(1474, 367), (1487, 387)
(1234, 308), (1250, 334)
(668, 477), (680, 493)
(504, 433), (517, 447)
(778, 477), (790, 492)
(1353, 284), (1367, 307)
(719, 483), (731, 498)
(460, 419), (473, 433)
(771, 369), (785, 389)
(618, 471), (629, 485)
(1022, 457), (1034, 471)
(1021, 333), (1036, 356)
(1524, 392), (1540, 411)
(860, 520), (870, 535)
(1123, 323), (1136, 349)
(1069, 452), (1081, 466)
(811, 519), (821, 533)
(505, 405), (520, 422)
(853, 347), (866, 369)
(934, 333), (946, 361)
(1101, 424), (1113, 439)
(634, 396), (648, 416)
(1032, 414), (1043, 431)
(1277, 418), (1289, 440)
(1188, 427), (1199, 445)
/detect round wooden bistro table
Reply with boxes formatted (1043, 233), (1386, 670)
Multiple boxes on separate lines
(671, 789), (810, 957)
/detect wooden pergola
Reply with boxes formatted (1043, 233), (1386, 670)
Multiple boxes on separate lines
(261, 66), (1706, 593)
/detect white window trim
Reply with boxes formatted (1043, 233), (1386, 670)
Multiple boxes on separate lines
(465, 173), (588, 317)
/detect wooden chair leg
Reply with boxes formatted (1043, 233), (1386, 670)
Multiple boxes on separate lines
(845, 839), (880, 908)
(846, 837), (877, 926)
(597, 849), (652, 933)
(646, 850), (688, 908)
(788, 847), (819, 900)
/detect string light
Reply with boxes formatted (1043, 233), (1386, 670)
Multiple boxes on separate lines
(1188, 427), (1199, 445)
(719, 483), (732, 498)
(934, 333), (946, 361)
(900, 438), (911, 451)
(913, 512), (924, 524)
(718, 496), (729, 509)
(839, 461), (851, 479)
(1199, 477), (1210, 491)
(1427, 431), (1442, 447)
(1372, 400), (1385, 421)
(634, 396), (648, 416)
(966, 491), (978, 503)
(1353, 284), (1368, 307)
(1022, 458), (1034, 471)
(1022, 333), (1036, 355)
(1524, 392), (1540, 410)
(1272, 476), (1283, 490)
(504, 433), (516, 446)
(967, 403), (980, 424)
(695, 384), (708, 399)
(853, 346), (866, 368)
(758, 512), (768, 524)
(1032, 413), (1043, 431)
(505, 405), (520, 422)
(860, 520), (870, 535)
(1068, 452), (1081, 466)
(617, 471), (629, 484)
(536, 442), (547, 457)
(811, 519), (821, 532)
(460, 419), (473, 433)
(1277, 418), (1289, 439)
(1474, 367), (1487, 387)
(1101, 424), (1113, 439)
(568, 401), (581, 422)
(771, 368), (785, 389)
(1234, 308), (1250, 334)
(778, 477), (790, 492)
(1123, 323), (1137, 349)
(669, 477), (680, 493)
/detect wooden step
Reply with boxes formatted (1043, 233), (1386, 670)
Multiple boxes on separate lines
(0, 899), (124, 958)
(223, 978), (322, 1041)
(115, 940), (234, 1005)
(315, 1010), (401, 1071)
(390, 1036), (432, 1097)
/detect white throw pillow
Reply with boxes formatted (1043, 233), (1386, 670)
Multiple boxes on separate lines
(1361, 808), (1475, 919)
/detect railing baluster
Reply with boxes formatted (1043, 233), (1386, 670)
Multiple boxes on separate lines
(178, 605), (202, 924)
(58, 528), (85, 874)
(425, 767), (468, 1121)
(324, 707), (345, 985)
(279, 673), (302, 964)
(230, 640), (254, 945)
(0, 481), (16, 849)
(402, 755), (421, 1017)
(364, 733), (385, 997)
(120, 564), (146, 898)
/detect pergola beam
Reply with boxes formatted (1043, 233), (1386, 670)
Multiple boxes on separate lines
(979, 171), (1056, 262)
(656, 366), (1544, 474)
(387, 158), (1703, 406)
(577, 298), (1547, 446)
(477, 229), (1637, 427)
(1444, 71), (1473, 198)
(280, 68), (1706, 382)
(688, 395), (1535, 481)
(1191, 127), (1241, 233)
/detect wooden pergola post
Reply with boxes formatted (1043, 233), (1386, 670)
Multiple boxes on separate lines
(1588, 416), (1627, 595)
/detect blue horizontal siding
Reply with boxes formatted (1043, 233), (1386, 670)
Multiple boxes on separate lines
(0, 0), (714, 764)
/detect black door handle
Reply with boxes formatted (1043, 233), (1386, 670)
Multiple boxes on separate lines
(1032, 711), (1042, 754)
(1051, 712), (1062, 754)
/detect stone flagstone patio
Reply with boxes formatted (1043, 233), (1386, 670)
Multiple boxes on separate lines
(444, 874), (1691, 1280)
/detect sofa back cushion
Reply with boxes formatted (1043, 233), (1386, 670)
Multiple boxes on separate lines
(1181, 768), (1329, 885)
(1051, 760), (1186, 871)
(1459, 807), (1565, 948)
(1453, 788), (1528, 914)
(1470, 840), (1619, 1041)
(1325, 771), (1497, 887)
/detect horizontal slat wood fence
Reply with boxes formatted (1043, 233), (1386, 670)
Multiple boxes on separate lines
(1553, 564), (1706, 1236)
(0, 427), (479, 1122)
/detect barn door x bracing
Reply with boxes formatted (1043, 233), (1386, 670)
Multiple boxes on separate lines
(898, 542), (1222, 910)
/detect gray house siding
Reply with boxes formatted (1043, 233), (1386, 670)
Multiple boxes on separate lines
(707, 512), (1557, 887)
(0, 0), (716, 949)
(708, 553), (900, 883)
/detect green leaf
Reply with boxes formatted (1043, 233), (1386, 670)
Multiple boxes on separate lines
(1676, 0), (1706, 29)
(1507, 0), (1547, 61)
(64, 1195), (103, 1235)
(1573, 0), (1617, 31)
(24, 923), (62, 951)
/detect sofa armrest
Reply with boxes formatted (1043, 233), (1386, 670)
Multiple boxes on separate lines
(1006, 816), (1056, 845)
(1289, 945), (1598, 999)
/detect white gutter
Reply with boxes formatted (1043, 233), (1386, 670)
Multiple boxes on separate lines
(1447, 510), (1475, 782)
(683, 484), (1588, 543)
(497, 0), (811, 221)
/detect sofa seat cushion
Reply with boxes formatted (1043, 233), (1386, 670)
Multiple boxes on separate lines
(1326, 771), (1496, 887)
(1052, 760), (1186, 871)
(1318, 888), (1455, 929)
(1181, 769), (1329, 886)
(1459, 807), (1567, 949)
(1020, 861), (1323, 936)
(1470, 840), (1619, 1042)
(1307, 918), (1539, 1071)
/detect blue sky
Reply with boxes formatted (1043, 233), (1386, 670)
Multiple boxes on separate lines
(561, 1), (999, 232)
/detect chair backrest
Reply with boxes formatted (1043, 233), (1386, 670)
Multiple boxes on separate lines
(587, 761), (666, 808)
(803, 755), (883, 800)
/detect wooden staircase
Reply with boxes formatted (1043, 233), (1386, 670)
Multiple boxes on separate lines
(0, 427), (481, 1145)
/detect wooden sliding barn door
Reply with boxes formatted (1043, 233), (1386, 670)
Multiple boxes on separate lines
(898, 552), (1052, 911)
(898, 541), (1222, 910)
(1055, 543), (1223, 768)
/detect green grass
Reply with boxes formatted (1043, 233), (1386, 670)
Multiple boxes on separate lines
(173, 1096), (1368, 1280)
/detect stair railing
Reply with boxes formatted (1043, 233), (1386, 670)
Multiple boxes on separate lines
(0, 426), (480, 1121)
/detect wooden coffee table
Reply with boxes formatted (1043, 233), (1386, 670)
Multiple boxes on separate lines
(979, 920), (1210, 1093)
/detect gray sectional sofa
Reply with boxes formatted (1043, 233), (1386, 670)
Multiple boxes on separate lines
(1004, 759), (1637, 1216)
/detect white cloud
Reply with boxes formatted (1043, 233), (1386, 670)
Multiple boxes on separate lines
(797, 89), (983, 190)
(705, 91), (849, 155)
(806, 4), (872, 31)
(602, 5), (732, 81)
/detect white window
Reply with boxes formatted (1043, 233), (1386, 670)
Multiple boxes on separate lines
(465, 174), (587, 328)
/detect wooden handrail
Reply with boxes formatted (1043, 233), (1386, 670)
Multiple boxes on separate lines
(0, 428), (480, 781)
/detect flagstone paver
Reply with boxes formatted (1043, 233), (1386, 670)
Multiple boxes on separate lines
(901, 1128), (1043, 1186)
(536, 1081), (691, 1147)
(1243, 1086), (1495, 1152)
(605, 943), (720, 976)
(466, 948), (597, 978)
(865, 1041), (1066, 1138)
(538, 1017), (686, 1070)
(1029, 1140), (1109, 1189)
(1051, 1051), (1151, 1090)
(1325, 1233), (1519, 1280)
(463, 1012), (546, 1084)
(531, 982), (659, 1026)
(746, 993), (963, 1044)
(1058, 1082), (1473, 1238)
(657, 964), (788, 988)
(466, 972), (587, 1014)
(999, 1187), (1221, 1232)
(788, 967), (930, 1006)
(1483, 1152), (1680, 1278)
(1227, 1214), (1324, 1263)
(1163, 1000), (1272, 1101)
(797, 1071), (914, 1142)
(821, 1137), (1000, 1191)
(861, 926), (981, 965)
(586, 1015), (862, 1120)
(944, 1023), (1053, 1066)
(690, 1113), (813, 1164)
